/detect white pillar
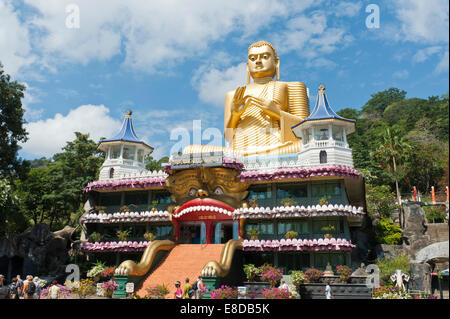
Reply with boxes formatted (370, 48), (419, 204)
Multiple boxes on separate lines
(328, 124), (333, 140)
(120, 144), (124, 160)
(311, 126), (315, 141)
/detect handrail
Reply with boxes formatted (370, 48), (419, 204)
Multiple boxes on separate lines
(115, 239), (176, 276)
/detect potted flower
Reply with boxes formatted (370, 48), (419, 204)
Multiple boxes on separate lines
(116, 230), (131, 242)
(143, 232), (155, 241)
(318, 195), (331, 206)
(88, 232), (102, 243)
(100, 280), (119, 298)
(336, 265), (352, 283)
(145, 284), (169, 299)
(148, 200), (159, 212)
(128, 204), (138, 211)
(100, 267), (116, 281)
(119, 205), (130, 212)
(290, 270), (306, 288)
(261, 287), (292, 299)
(321, 225), (335, 239)
(304, 268), (324, 283)
(259, 264), (283, 287)
(248, 196), (258, 208)
(247, 228), (260, 240)
(95, 206), (106, 214)
(87, 261), (106, 282)
(243, 264), (261, 282)
(210, 285), (239, 299)
(281, 197), (297, 207)
(285, 230), (298, 240)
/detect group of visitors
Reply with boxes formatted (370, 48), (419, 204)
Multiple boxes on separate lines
(174, 276), (204, 299)
(0, 274), (61, 299)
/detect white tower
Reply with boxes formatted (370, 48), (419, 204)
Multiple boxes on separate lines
(97, 110), (153, 180)
(291, 84), (356, 167)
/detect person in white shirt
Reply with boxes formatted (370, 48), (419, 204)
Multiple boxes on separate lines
(324, 281), (333, 299)
(48, 280), (60, 299)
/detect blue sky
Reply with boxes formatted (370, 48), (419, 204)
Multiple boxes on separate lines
(0, 0), (448, 161)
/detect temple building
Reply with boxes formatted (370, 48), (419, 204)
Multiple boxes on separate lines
(80, 41), (367, 298)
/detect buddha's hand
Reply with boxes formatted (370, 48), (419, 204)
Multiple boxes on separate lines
(231, 86), (246, 114)
(243, 96), (281, 119)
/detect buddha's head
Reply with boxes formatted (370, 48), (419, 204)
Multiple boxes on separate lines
(247, 40), (279, 83)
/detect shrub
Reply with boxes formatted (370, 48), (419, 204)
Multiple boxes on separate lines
(305, 268), (324, 282)
(374, 217), (402, 244)
(243, 264), (261, 282)
(247, 227), (260, 239)
(290, 270), (306, 288)
(376, 252), (410, 286)
(424, 206), (446, 223)
(210, 285), (238, 299)
(366, 185), (399, 218)
(336, 265), (352, 282)
(259, 264), (283, 287)
(88, 232), (102, 243)
(261, 287), (291, 299)
(285, 230), (298, 239)
(70, 279), (97, 298)
(87, 261), (106, 278)
(40, 284), (72, 298)
(281, 197), (297, 207)
(145, 284), (169, 299)
(372, 285), (410, 299)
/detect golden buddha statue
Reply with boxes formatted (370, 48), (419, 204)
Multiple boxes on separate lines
(184, 40), (309, 156)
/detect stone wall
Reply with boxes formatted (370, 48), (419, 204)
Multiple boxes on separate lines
(425, 223), (449, 244)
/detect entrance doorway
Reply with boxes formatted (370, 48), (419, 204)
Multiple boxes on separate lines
(180, 222), (205, 244)
(213, 221), (238, 244)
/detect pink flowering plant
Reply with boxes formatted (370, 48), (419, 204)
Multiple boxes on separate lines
(100, 280), (119, 294)
(285, 230), (298, 240)
(40, 284), (72, 298)
(259, 264), (283, 287)
(305, 268), (324, 282)
(145, 284), (169, 299)
(210, 285), (239, 299)
(336, 265), (352, 282)
(261, 287), (291, 299)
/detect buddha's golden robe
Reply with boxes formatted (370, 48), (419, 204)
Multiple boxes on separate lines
(184, 81), (309, 156)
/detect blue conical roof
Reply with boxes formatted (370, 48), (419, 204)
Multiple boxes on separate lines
(291, 84), (355, 129)
(99, 110), (153, 150)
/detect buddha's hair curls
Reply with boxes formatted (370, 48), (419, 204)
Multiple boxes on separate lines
(248, 41), (278, 60)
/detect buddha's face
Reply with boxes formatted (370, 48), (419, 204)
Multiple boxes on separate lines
(247, 45), (277, 79)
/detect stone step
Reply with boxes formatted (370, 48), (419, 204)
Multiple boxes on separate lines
(135, 244), (224, 298)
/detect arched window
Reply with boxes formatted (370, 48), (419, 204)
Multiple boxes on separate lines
(319, 151), (327, 164)
(109, 168), (114, 179)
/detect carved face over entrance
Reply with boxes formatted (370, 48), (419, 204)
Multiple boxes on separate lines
(166, 167), (249, 208)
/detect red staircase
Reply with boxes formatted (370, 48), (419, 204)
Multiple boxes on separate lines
(135, 244), (224, 298)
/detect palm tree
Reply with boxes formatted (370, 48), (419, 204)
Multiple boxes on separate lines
(372, 128), (411, 206)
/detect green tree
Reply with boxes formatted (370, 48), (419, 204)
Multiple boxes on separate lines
(145, 156), (169, 171)
(366, 184), (399, 218)
(361, 87), (407, 117)
(371, 128), (411, 205)
(0, 63), (29, 179)
(15, 132), (104, 230)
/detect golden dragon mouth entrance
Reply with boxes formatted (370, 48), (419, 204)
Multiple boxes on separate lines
(172, 198), (239, 244)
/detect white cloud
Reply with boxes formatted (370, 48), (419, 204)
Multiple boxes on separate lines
(0, 0), (36, 76)
(435, 50), (449, 74)
(394, 0), (449, 44)
(16, 0), (316, 74)
(333, 1), (362, 17)
(21, 104), (122, 157)
(192, 62), (246, 108)
(412, 46), (442, 63)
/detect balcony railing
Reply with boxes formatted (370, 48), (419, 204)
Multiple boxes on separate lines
(302, 139), (349, 150)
